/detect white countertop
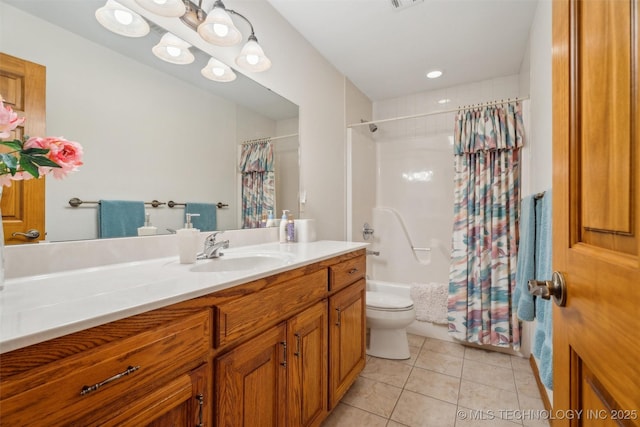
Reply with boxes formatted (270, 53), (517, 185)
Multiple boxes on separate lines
(0, 240), (367, 354)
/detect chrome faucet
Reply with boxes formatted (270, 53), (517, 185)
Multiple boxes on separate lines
(198, 231), (229, 259)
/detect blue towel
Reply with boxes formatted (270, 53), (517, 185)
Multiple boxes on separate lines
(185, 202), (217, 231)
(532, 189), (553, 389)
(514, 195), (536, 321)
(98, 200), (145, 238)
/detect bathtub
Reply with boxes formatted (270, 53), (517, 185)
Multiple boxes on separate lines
(366, 279), (454, 342)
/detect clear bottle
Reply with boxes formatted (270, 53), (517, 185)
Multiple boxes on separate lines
(286, 213), (295, 242)
(279, 210), (289, 243)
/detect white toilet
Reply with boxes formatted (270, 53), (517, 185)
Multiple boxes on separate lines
(366, 291), (416, 360)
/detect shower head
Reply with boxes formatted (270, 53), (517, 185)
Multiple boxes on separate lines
(361, 119), (378, 133)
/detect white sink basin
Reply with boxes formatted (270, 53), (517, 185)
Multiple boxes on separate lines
(189, 252), (294, 273)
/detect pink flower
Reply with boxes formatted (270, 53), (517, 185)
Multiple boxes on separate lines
(0, 98), (25, 138)
(24, 136), (84, 179)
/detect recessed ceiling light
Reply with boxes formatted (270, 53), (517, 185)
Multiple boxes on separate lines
(426, 70), (443, 79)
(437, 98), (451, 104)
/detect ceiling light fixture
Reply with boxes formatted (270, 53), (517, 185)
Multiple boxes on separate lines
(201, 57), (237, 82)
(134, 0), (186, 17)
(437, 98), (451, 104)
(95, 0), (150, 37)
(426, 70), (443, 79)
(152, 32), (195, 64)
(137, 0), (272, 72)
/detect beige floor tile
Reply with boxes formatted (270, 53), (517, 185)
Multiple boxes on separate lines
(518, 395), (550, 427)
(407, 333), (426, 349)
(404, 367), (460, 404)
(415, 349), (464, 377)
(457, 380), (520, 412)
(464, 346), (514, 367)
(390, 390), (458, 427)
(455, 408), (524, 426)
(361, 356), (414, 388)
(511, 355), (532, 372)
(341, 376), (403, 418)
(386, 421), (410, 427)
(462, 359), (517, 393)
(321, 403), (388, 427)
(423, 338), (466, 359)
(514, 367), (542, 399)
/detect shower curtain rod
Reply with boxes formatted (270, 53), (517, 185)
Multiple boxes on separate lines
(241, 133), (299, 144)
(348, 95), (530, 129)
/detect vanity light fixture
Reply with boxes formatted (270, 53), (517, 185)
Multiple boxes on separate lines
(152, 32), (195, 64)
(95, 0), (150, 37)
(133, 0), (186, 17)
(201, 57), (237, 82)
(136, 0), (272, 72)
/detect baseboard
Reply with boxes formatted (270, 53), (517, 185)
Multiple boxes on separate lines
(529, 354), (552, 411)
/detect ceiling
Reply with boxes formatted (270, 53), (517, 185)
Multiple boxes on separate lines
(267, 0), (539, 101)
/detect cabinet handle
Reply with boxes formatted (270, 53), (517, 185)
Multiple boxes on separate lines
(348, 268), (359, 275)
(196, 393), (204, 427)
(80, 365), (140, 396)
(294, 333), (301, 357)
(280, 341), (287, 367)
(335, 307), (341, 326)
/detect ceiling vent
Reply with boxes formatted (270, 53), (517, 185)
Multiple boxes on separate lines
(390, 0), (424, 11)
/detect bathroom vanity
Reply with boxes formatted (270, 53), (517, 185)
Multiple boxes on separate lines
(0, 241), (366, 426)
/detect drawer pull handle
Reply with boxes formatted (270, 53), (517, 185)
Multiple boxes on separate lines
(196, 393), (204, 427)
(348, 268), (359, 275)
(335, 307), (342, 326)
(294, 333), (301, 357)
(80, 365), (140, 396)
(280, 341), (287, 367)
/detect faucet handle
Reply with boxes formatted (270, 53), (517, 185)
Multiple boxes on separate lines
(205, 231), (224, 245)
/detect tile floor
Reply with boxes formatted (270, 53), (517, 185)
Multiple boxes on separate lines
(322, 335), (550, 427)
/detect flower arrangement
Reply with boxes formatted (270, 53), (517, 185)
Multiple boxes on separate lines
(0, 96), (83, 187)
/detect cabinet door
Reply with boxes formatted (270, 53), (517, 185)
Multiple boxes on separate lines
(216, 323), (287, 427)
(328, 279), (366, 409)
(287, 301), (328, 427)
(104, 363), (209, 427)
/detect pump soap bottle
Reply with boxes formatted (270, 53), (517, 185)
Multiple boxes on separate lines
(286, 213), (295, 242)
(137, 212), (158, 236)
(279, 210), (289, 243)
(177, 213), (200, 264)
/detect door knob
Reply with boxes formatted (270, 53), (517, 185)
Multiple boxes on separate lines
(12, 229), (41, 240)
(528, 271), (567, 307)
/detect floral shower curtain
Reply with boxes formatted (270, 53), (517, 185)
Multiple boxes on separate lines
(239, 140), (275, 228)
(448, 101), (525, 349)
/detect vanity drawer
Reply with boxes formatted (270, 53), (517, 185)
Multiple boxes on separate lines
(215, 268), (328, 347)
(0, 310), (210, 426)
(329, 255), (366, 292)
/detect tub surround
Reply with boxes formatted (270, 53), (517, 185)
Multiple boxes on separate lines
(1, 238), (368, 353)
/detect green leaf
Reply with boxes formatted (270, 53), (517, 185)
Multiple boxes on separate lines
(31, 156), (60, 168)
(18, 155), (40, 178)
(21, 147), (50, 156)
(0, 153), (18, 169)
(0, 140), (23, 151)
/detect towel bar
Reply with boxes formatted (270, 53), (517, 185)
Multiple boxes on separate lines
(412, 247), (431, 252)
(68, 198), (165, 208)
(167, 201), (229, 209)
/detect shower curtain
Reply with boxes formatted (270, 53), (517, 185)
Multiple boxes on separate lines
(239, 140), (275, 228)
(448, 102), (525, 349)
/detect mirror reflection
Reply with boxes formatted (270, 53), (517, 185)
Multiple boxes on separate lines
(1, 0), (299, 242)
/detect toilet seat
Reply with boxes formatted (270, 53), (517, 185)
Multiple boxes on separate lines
(366, 291), (414, 311)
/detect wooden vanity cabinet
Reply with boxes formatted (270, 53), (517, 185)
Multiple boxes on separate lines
(0, 308), (211, 427)
(328, 255), (366, 409)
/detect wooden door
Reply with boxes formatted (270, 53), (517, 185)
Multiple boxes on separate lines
(287, 300), (328, 427)
(328, 279), (366, 409)
(552, 0), (640, 425)
(0, 53), (46, 244)
(216, 323), (287, 427)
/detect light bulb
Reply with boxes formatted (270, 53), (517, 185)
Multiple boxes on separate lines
(114, 9), (133, 25)
(213, 23), (229, 37)
(213, 67), (225, 77)
(153, 0), (167, 4)
(166, 46), (181, 57)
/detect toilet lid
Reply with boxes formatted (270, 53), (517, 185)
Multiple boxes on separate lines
(366, 292), (414, 310)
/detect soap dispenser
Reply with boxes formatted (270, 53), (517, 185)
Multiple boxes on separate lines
(177, 213), (200, 264)
(286, 213), (295, 242)
(279, 210), (289, 243)
(265, 210), (275, 227)
(137, 212), (158, 236)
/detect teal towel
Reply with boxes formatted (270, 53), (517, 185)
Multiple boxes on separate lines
(185, 203), (217, 231)
(514, 195), (536, 321)
(532, 189), (553, 390)
(98, 200), (145, 238)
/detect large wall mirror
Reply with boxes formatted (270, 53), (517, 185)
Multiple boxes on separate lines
(1, 0), (299, 241)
